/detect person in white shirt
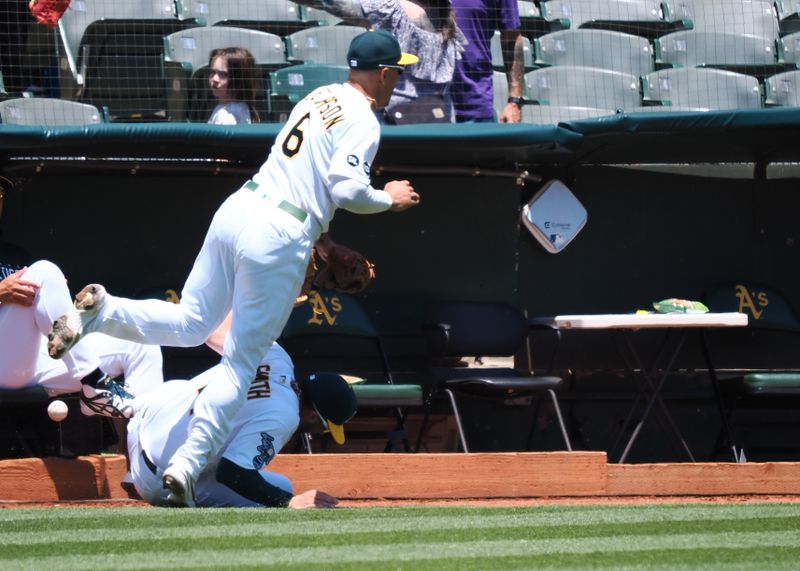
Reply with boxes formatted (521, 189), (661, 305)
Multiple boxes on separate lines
(207, 47), (260, 125)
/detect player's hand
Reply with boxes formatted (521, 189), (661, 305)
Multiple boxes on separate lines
(499, 102), (521, 124)
(385, 180), (420, 212)
(288, 489), (339, 509)
(0, 267), (39, 306)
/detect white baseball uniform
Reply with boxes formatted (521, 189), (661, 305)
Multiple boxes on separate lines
(0, 260), (163, 397)
(80, 81), (394, 483)
(128, 343), (297, 507)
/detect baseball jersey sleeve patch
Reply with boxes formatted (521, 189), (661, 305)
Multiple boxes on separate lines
(252, 432), (276, 470)
(363, 161), (371, 175)
(347, 154), (360, 167)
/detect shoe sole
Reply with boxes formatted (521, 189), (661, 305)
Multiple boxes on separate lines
(47, 284), (105, 359)
(163, 473), (196, 508)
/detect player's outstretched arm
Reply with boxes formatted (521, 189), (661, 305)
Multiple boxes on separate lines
(216, 458), (294, 507)
(384, 180), (420, 212)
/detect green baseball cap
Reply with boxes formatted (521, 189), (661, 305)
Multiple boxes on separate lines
(347, 29), (419, 70)
(306, 373), (358, 445)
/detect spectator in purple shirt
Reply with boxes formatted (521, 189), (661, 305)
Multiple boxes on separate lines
(450, 0), (525, 123)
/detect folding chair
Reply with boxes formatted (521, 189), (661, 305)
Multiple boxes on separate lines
(705, 282), (800, 461)
(422, 301), (572, 453)
(280, 290), (425, 453)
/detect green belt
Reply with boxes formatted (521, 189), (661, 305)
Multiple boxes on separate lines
(244, 180), (308, 223)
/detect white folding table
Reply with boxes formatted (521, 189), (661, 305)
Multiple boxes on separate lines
(535, 312), (748, 463)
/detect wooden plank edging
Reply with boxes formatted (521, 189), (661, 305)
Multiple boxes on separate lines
(2, 453), (800, 501)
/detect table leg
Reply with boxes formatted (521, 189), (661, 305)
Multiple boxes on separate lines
(617, 330), (694, 463)
(700, 330), (742, 463)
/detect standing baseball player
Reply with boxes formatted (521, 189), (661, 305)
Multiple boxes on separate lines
(47, 29), (420, 506)
(128, 343), (356, 508)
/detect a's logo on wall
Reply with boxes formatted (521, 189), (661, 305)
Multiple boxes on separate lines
(735, 284), (769, 320)
(307, 290), (343, 326)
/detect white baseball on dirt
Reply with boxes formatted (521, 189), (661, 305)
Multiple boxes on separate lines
(47, 400), (69, 422)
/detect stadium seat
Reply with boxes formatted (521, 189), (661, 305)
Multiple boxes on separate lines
(778, 31), (800, 65)
(285, 25), (366, 65)
(280, 290), (426, 453)
(776, 0), (800, 35)
(0, 97), (105, 125)
(524, 65), (641, 110)
(534, 29), (655, 77)
(539, 0), (682, 38)
(57, 0), (184, 95)
(58, 0), (196, 121)
(299, 5), (344, 27)
(654, 30), (793, 80)
(175, 0), (312, 35)
(521, 104), (615, 124)
(662, 0), (780, 40)
(764, 69), (800, 106)
(641, 67), (763, 110)
(642, 67), (763, 110)
(492, 70), (510, 117)
(422, 301), (572, 453)
(490, 30), (535, 71)
(269, 63), (349, 121)
(163, 27), (288, 121)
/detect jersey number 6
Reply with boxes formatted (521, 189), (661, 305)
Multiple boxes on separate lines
(281, 112), (311, 158)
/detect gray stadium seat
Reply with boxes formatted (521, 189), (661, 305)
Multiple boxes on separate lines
(642, 67), (763, 110)
(765, 70), (800, 106)
(655, 31), (778, 67)
(492, 70), (509, 117)
(534, 29), (654, 77)
(164, 27), (288, 73)
(541, 0), (664, 27)
(286, 25), (366, 65)
(524, 65), (641, 110)
(58, 0), (179, 90)
(0, 97), (104, 125)
(518, 0), (540, 18)
(490, 30), (535, 70)
(656, 30), (794, 80)
(521, 104), (615, 124)
(662, 0), (779, 40)
(778, 31), (800, 64)
(299, 6), (344, 26)
(176, 0), (302, 27)
(269, 63), (349, 121)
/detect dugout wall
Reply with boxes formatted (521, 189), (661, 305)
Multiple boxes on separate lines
(2, 114), (800, 459)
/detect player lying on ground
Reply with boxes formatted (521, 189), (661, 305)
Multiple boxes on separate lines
(128, 328), (356, 508)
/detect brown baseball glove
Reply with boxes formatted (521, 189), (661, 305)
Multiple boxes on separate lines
(313, 243), (376, 294)
(29, 0), (71, 28)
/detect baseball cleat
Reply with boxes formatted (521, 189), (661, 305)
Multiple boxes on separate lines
(47, 283), (107, 359)
(79, 375), (135, 419)
(163, 466), (196, 508)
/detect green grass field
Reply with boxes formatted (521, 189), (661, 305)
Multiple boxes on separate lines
(1, 503), (798, 570)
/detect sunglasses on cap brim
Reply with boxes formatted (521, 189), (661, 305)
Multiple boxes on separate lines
(378, 64), (404, 75)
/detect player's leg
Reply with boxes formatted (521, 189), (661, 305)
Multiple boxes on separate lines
(0, 260), (100, 390)
(165, 205), (312, 504)
(47, 194), (245, 356)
